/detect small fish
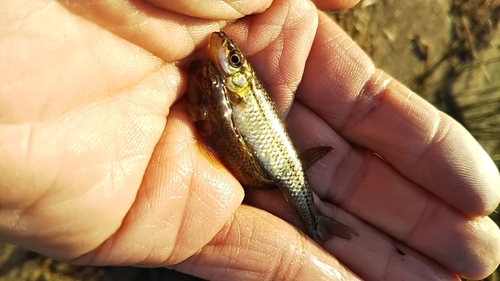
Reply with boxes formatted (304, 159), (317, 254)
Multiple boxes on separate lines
(187, 31), (357, 241)
(186, 60), (275, 189)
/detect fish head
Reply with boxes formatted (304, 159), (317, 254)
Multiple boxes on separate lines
(186, 59), (236, 141)
(208, 32), (251, 95)
(186, 60), (227, 128)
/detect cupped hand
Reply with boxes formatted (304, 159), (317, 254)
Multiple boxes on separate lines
(1, 0), (499, 280)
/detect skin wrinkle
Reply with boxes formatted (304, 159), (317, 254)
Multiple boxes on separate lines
(124, 235), (149, 264)
(15, 186), (56, 232)
(19, 1), (55, 28)
(219, 0), (247, 17)
(332, 34), (352, 58)
(168, 159), (195, 262)
(274, 233), (305, 280)
(379, 239), (397, 281)
(273, 3), (317, 115)
(20, 123), (34, 182)
(325, 145), (368, 206)
(185, 26), (204, 60)
(268, 247), (283, 280)
(246, 25), (283, 59)
(86, 228), (124, 265)
(264, 38), (290, 116)
(264, 232), (290, 279)
(401, 88), (414, 113)
(427, 112), (441, 146)
(343, 41), (356, 53)
(107, 62), (169, 102)
(275, 33), (303, 117)
(408, 112), (447, 170)
(212, 220), (238, 275)
(72, 230), (112, 264)
(337, 69), (387, 136)
(406, 196), (444, 252)
(121, 237), (151, 264)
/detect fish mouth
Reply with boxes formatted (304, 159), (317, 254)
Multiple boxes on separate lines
(209, 32), (225, 51)
(208, 32), (231, 75)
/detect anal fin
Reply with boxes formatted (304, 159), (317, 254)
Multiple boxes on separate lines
(300, 146), (333, 171)
(316, 216), (359, 241)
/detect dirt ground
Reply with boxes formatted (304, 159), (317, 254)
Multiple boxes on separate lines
(1, 0), (499, 280)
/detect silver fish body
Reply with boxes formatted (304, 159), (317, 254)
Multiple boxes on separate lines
(189, 31), (357, 241)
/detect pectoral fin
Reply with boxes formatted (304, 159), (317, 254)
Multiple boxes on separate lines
(228, 91), (246, 107)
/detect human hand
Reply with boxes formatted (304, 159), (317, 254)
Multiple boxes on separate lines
(1, 0), (499, 280)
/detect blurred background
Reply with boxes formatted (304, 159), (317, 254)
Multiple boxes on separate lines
(1, 0), (499, 280)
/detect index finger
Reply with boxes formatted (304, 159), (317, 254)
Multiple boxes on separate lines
(297, 13), (500, 217)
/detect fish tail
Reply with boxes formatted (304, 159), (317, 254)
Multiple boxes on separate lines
(316, 216), (359, 241)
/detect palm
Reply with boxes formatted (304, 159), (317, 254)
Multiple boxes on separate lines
(1, 0), (498, 280)
(1, 0), (251, 263)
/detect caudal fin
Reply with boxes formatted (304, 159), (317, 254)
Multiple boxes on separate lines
(316, 216), (359, 241)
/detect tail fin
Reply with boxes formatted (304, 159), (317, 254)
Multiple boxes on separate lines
(316, 216), (359, 241)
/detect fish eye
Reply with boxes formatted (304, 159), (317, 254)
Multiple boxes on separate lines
(202, 76), (220, 91)
(229, 51), (242, 67)
(201, 77), (212, 90)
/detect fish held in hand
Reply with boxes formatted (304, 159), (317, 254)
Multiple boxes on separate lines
(187, 31), (358, 241)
